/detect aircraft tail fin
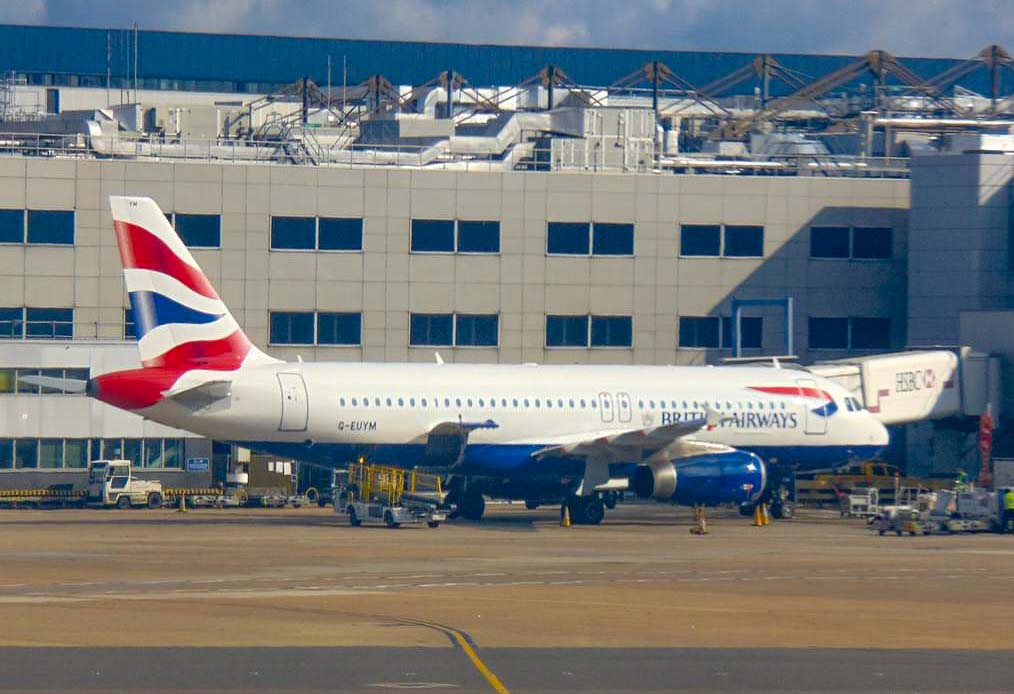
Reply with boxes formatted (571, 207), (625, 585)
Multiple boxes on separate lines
(109, 196), (274, 370)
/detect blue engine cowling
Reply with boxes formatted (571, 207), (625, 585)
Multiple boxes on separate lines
(632, 450), (766, 507)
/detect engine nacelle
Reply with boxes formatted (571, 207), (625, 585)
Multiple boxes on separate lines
(633, 450), (766, 506)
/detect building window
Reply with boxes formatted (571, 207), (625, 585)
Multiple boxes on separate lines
(457, 221), (500, 253)
(680, 224), (721, 257)
(679, 316), (720, 348)
(411, 219), (455, 253)
(269, 311), (315, 345)
(455, 314), (498, 347)
(0, 209), (24, 243)
(124, 308), (136, 340)
(15, 438), (38, 468)
(546, 315), (590, 347)
(27, 210), (74, 245)
(318, 218), (363, 251)
(410, 313), (453, 346)
(317, 312), (362, 346)
(174, 213), (221, 248)
(65, 439), (88, 468)
(808, 317), (849, 349)
(25, 308), (72, 339)
(4, 367), (90, 395)
(591, 223), (635, 256)
(0, 307), (23, 339)
(852, 227), (892, 259)
(723, 225), (764, 257)
(811, 226), (891, 259)
(547, 222), (590, 255)
(721, 316), (763, 349)
(590, 315), (633, 347)
(850, 317), (891, 349)
(271, 216), (316, 250)
(0, 439), (10, 469)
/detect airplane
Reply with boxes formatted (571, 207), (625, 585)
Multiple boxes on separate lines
(38, 196), (890, 525)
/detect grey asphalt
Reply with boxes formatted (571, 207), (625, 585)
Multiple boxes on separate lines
(0, 647), (1011, 693)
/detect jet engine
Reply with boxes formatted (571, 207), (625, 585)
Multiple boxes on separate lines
(632, 450), (766, 506)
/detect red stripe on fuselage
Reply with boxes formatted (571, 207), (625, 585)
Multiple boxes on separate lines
(748, 385), (832, 401)
(113, 220), (219, 299)
(141, 330), (252, 369)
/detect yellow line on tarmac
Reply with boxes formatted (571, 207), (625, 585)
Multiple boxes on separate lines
(446, 627), (511, 694)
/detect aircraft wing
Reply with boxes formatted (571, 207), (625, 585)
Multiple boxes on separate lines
(533, 408), (722, 462)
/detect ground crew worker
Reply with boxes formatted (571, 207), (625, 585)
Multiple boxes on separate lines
(955, 468), (970, 492)
(1003, 488), (1014, 533)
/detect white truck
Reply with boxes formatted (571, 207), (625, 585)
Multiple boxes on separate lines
(86, 460), (164, 509)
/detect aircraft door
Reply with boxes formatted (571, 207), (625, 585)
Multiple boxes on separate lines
(277, 372), (309, 432)
(796, 377), (827, 435)
(616, 392), (633, 423)
(598, 392), (615, 423)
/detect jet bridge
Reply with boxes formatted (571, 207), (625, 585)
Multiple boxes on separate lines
(808, 348), (1001, 426)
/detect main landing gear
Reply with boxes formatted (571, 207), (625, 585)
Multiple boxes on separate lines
(561, 494), (606, 526)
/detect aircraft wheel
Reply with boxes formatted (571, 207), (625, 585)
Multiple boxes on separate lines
(602, 491), (618, 510)
(427, 520), (440, 528)
(772, 501), (794, 520)
(458, 491), (485, 521)
(739, 503), (756, 517)
(581, 496), (605, 525)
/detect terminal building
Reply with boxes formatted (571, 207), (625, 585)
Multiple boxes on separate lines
(0, 25), (1012, 489)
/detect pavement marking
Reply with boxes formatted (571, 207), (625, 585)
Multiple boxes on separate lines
(446, 627), (511, 694)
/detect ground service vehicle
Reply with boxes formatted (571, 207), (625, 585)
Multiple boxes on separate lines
(338, 462), (446, 528)
(86, 460), (164, 509)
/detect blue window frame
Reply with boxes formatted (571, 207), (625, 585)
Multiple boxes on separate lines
(547, 222), (590, 255)
(0, 307), (23, 339)
(457, 221), (500, 253)
(680, 225), (720, 257)
(592, 223), (634, 256)
(546, 315), (589, 347)
(271, 216), (315, 250)
(317, 312), (362, 345)
(123, 308), (136, 340)
(410, 313), (453, 346)
(455, 314), (498, 347)
(724, 225), (764, 257)
(318, 218), (363, 251)
(269, 311), (314, 345)
(679, 316), (720, 348)
(25, 308), (72, 339)
(721, 316), (763, 349)
(810, 226), (850, 258)
(27, 210), (74, 245)
(852, 227), (892, 259)
(0, 439), (12, 469)
(809, 317), (849, 349)
(590, 315), (632, 347)
(0, 209), (23, 243)
(174, 213), (221, 248)
(15, 438), (37, 469)
(411, 219), (455, 253)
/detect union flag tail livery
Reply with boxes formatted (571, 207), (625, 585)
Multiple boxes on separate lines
(88, 197), (276, 411)
(86, 195), (889, 522)
(110, 196), (266, 370)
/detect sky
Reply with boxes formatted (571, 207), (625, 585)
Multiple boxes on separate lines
(0, 0), (1011, 59)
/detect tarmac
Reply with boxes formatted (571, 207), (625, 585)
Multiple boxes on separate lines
(1, 503), (1013, 693)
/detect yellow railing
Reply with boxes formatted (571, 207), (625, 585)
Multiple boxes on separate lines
(348, 461), (443, 506)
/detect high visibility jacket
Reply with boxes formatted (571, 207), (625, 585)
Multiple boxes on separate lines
(1005, 491), (1014, 511)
